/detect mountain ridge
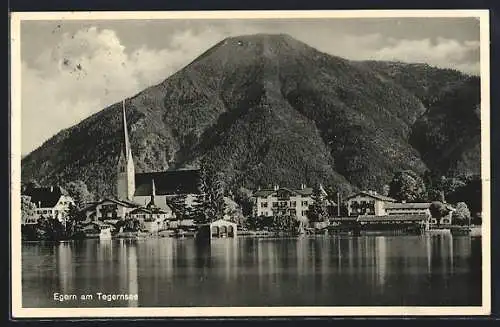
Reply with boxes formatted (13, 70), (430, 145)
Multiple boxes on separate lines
(21, 33), (481, 198)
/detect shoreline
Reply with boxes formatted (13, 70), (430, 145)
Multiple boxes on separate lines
(21, 227), (482, 243)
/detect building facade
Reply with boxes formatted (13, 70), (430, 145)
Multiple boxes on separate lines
(23, 186), (75, 225)
(346, 191), (396, 216)
(384, 202), (432, 216)
(253, 185), (322, 220)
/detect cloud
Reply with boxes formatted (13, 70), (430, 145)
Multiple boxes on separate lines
(370, 37), (480, 74)
(21, 26), (226, 154)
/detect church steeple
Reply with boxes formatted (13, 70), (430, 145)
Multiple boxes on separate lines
(148, 178), (156, 207)
(121, 99), (132, 160)
(116, 99), (136, 201)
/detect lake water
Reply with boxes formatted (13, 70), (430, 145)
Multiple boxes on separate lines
(22, 234), (482, 307)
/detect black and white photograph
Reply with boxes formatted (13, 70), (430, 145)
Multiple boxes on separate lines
(10, 10), (490, 317)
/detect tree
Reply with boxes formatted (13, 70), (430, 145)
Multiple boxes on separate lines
(232, 187), (255, 218)
(429, 201), (449, 219)
(452, 202), (471, 225)
(64, 180), (94, 207)
(37, 215), (66, 241)
(195, 158), (226, 224)
(307, 185), (329, 223)
(65, 203), (86, 237)
(389, 170), (426, 202)
(21, 195), (36, 224)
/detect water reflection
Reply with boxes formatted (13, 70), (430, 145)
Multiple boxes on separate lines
(22, 234), (481, 307)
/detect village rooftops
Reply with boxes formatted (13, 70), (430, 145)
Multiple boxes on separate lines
(134, 169), (201, 196)
(346, 191), (397, 202)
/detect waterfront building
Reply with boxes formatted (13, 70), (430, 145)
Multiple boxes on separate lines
(385, 202), (432, 216)
(346, 191), (397, 216)
(23, 185), (75, 225)
(253, 184), (326, 219)
(128, 207), (170, 232)
(198, 218), (238, 239)
(116, 99), (201, 210)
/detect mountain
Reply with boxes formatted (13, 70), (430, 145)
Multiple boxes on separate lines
(21, 34), (481, 199)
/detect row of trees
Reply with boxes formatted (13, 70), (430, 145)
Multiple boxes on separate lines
(388, 170), (479, 224)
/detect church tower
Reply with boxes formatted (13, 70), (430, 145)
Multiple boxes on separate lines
(116, 99), (136, 201)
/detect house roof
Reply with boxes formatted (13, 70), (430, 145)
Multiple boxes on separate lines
(357, 214), (429, 222)
(98, 198), (139, 208)
(210, 218), (237, 227)
(253, 186), (314, 198)
(134, 169), (201, 196)
(346, 191), (397, 202)
(129, 206), (168, 214)
(385, 202), (432, 209)
(23, 186), (66, 208)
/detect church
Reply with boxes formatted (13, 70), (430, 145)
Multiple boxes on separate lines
(116, 99), (201, 211)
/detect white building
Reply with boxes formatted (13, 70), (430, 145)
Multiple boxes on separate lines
(346, 191), (396, 216)
(23, 185), (75, 225)
(253, 184), (327, 220)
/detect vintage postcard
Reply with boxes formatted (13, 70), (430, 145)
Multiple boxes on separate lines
(10, 10), (491, 318)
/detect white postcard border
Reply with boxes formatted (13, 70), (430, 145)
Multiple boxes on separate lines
(10, 9), (491, 318)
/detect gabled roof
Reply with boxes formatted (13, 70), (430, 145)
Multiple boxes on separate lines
(385, 202), (432, 209)
(346, 191), (397, 202)
(134, 170), (201, 196)
(253, 186), (313, 198)
(23, 186), (66, 208)
(129, 206), (168, 214)
(99, 198), (139, 208)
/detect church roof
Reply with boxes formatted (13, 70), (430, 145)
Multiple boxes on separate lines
(23, 185), (66, 208)
(134, 169), (201, 196)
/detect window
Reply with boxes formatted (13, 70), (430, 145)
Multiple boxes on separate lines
(290, 201), (296, 207)
(261, 202), (268, 208)
(302, 201), (308, 206)
(290, 209), (297, 216)
(272, 202), (278, 208)
(266, 211), (271, 216)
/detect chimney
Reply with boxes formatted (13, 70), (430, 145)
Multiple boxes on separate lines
(274, 185), (279, 191)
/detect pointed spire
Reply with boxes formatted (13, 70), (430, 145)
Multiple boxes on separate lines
(122, 99), (131, 160)
(149, 178), (156, 206)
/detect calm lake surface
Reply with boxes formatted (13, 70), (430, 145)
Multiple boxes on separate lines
(22, 234), (482, 307)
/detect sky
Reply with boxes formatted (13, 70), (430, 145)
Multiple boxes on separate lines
(19, 16), (481, 155)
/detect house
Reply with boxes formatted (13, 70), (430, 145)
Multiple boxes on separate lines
(128, 207), (171, 233)
(197, 218), (238, 239)
(346, 191), (396, 216)
(253, 184), (325, 220)
(23, 185), (75, 225)
(94, 198), (138, 221)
